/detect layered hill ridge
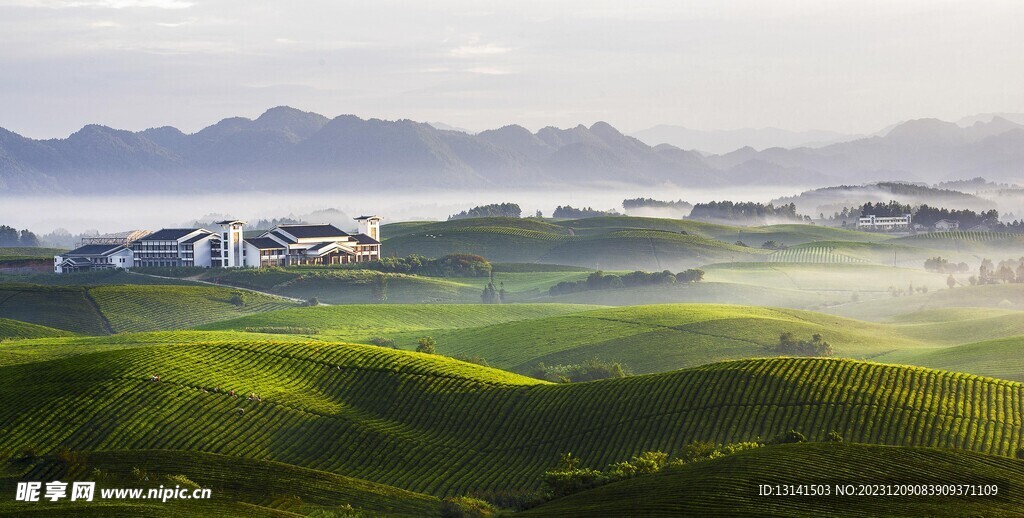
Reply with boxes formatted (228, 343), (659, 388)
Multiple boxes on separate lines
(4, 108), (1024, 193)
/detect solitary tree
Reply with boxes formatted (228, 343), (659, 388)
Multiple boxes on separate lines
(947, 274), (956, 289)
(415, 336), (437, 354)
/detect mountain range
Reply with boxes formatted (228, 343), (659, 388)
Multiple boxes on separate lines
(2, 107), (1024, 194)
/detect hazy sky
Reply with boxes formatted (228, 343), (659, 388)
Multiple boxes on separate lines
(1, 0), (1022, 138)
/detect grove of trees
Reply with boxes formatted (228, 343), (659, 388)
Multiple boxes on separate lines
(449, 203), (522, 220)
(0, 226), (41, 247)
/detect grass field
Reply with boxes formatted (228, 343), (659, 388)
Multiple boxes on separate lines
(526, 443), (1024, 517)
(545, 280), (837, 309)
(3, 345), (1023, 497)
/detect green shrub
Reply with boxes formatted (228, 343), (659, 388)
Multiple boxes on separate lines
(369, 336), (396, 348)
(416, 336), (437, 354)
(440, 496), (498, 517)
(771, 429), (807, 444)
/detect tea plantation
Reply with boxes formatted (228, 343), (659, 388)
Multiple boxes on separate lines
(2, 343), (1024, 501)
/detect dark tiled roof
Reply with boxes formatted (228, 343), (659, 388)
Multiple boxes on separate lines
(351, 233), (381, 245)
(140, 228), (204, 241)
(268, 230), (296, 244)
(276, 224), (349, 239)
(65, 244), (125, 256)
(354, 215), (380, 220)
(245, 237), (287, 250)
(182, 233), (214, 244)
(215, 220), (245, 225)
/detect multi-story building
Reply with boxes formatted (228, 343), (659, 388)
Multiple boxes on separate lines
(857, 214), (912, 231)
(53, 216), (382, 273)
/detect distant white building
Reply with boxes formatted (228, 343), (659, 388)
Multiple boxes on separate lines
(245, 217), (382, 267)
(933, 219), (960, 231)
(54, 244), (135, 273)
(54, 216), (383, 273)
(857, 214), (912, 231)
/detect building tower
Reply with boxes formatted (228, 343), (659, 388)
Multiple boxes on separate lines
(216, 220), (246, 268)
(355, 215), (382, 241)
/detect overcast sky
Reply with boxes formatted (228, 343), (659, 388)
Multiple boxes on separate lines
(1, 0), (1022, 138)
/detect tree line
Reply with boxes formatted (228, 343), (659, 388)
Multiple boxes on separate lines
(449, 203), (523, 220)
(0, 225), (41, 247)
(549, 269), (704, 296)
(688, 201), (808, 222)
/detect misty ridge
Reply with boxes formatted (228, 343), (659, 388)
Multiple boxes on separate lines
(3, 107), (1024, 194)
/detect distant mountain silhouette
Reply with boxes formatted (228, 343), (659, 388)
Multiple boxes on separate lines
(2, 107), (1024, 194)
(631, 125), (855, 154)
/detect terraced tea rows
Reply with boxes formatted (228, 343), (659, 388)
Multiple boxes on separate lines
(526, 443), (1024, 517)
(0, 284), (109, 334)
(768, 246), (866, 264)
(0, 317), (73, 340)
(88, 285), (296, 333)
(2, 346), (1023, 497)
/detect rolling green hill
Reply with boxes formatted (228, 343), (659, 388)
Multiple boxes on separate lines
(0, 318), (74, 340)
(203, 267), (597, 304)
(544, 280), (837, 310)
(416, 304), (932, 374)
(200, 303), (599, 341)
(703, 262), (950, 294)
(86, 285), (295, 334)
(0, 284), (109, 335)
(2, 347), (1023, 497)
(382, 216), (772, 269)
(884, 336), (1024, 383)
(525, 443), (1024, 517)
(0, 283), (296, 336)
(827, 284), (1024, 321)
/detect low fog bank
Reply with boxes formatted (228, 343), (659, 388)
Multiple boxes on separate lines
(0, 186), (798, 235)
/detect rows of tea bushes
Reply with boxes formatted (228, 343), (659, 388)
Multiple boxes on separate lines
(2, 343), (1023, 497)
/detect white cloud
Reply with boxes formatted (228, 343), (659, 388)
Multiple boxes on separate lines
(465, 67), (514, 76)
(449, 43), (511, 57)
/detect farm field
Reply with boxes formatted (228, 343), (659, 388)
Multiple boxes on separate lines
(525, 443), (1024, 517)
(3, 348), (1024, 502)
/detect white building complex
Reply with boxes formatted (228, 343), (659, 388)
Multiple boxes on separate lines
(856, 214), (912, 231)
(55, 216), (382, 273)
